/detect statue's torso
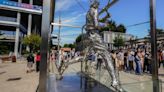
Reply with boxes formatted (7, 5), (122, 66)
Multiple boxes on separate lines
(86, 7), (99, 31)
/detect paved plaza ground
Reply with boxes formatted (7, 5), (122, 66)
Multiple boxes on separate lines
(0, 60), (163, 92)
(0, 60), (39, 92)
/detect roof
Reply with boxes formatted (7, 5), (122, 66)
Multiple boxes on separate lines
(61, 48), (71, 52)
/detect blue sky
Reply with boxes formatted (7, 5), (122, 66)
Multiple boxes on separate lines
(52, 0), (164, 45)
(1, 0), (163, 45)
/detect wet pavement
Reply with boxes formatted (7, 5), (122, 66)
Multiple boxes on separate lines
(57, 73), (114, 92)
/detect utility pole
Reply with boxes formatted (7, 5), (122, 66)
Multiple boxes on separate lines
(149, 0), (159, 92)
(58, 16), (61, 54)
(57, 15), (61, 67)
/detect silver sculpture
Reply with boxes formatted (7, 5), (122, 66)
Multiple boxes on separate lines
(84, 0), (123, 91)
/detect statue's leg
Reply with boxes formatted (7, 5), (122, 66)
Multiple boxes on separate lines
(101, 51), (125, 92)
(100, 51), (118, 85)
(86, 32), (124, 91)
(88, 33), (118, 85)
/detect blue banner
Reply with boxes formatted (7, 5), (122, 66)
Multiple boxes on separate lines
(0, 0), (42, 11)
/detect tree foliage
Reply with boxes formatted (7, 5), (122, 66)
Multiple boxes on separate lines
(116, 24), (126, 33)
(100, 20), (117, 32)
(148, 28), (164, 36)
(63, 43), (75, 49)
(75, 34), (82, 43)
(99, 20), (126, 33)
(22, 34), (41, 52)
(63, 44), (69, 48)
(156, 29), (164, 34)
(113, 36), (125, 48)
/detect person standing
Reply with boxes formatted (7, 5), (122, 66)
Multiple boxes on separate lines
(27, 53), (34, 73)
(161, 49), (164, 68)
(141, 50), (145, 72)
(71, 48), (75, 59)
(157, 50), (162, 68)
(127, 50), (135, 72)
(124, 51), (128, 71)
(35, 52), (41, 72)
(117, 49), (124, 71)
(111, 50), (118, 69)
(134, 49), (142, 75)
(143, 52), (150, 72)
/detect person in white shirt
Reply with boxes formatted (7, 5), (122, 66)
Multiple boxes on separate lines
(127, 51), (135, 72)
(117, 50), (124, 71)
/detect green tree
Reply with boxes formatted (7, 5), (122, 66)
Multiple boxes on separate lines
(63, 44), (68, 48)
(100, 20), (117, 32)
(75, 34), (82, 43)
(69, 44), (75, 48)
(116, 24), (126, 33)
(156, 29), (164, 34)
(113, 36), (125, 49)
(99, 20), (126, 33)
(63, 43), (75, 49)
(148, 28), (164, 36)
(22, 34), (41, 52)
(108, 20), (117, 31)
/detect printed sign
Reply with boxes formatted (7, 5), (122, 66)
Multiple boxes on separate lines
(0, 0), (42, 11)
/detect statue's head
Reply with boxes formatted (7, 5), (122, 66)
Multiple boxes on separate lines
(90, 0), (99, 8)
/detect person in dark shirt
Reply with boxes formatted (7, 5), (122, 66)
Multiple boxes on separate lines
(27, 53), (34, 73)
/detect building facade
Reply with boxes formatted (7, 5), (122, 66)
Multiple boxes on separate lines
(0, 0), (42, 57)
(102, 31), (134, 50)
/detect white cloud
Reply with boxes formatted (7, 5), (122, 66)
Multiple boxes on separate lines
(53, 0), (89, 44)
(54, 30), (81, 45)
(55, 0), (76, 12)
(54, 12), (86, 24)
(62, 13), (86, 23)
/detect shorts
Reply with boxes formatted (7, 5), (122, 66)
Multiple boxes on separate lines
(27, 62), (33, 68)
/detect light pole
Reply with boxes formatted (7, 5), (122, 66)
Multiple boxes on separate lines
(39, 0), (55, 92)
(149, 0), (159, 92)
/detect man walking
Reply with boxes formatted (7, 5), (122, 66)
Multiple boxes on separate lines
(27, 53), (34, 73)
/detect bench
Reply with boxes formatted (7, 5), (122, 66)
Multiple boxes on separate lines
(0, 56), (11, 63)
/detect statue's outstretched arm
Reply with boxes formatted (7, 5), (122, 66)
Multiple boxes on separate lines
(99, 0), (119, 15)
(99, 10), (110, 23)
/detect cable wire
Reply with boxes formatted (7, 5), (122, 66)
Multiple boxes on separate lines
(127, 21), (150, 28)
(74, 0), (86, 12)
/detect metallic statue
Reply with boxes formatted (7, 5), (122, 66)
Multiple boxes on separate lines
(84, 0), (124, 91)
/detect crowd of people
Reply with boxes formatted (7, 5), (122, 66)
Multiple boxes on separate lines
(25, 47), (164, 75)
(87, 47), (164, 75)
(26, 48), (81, 73)
(50, 49), (80, 66)
(110, 48), (164, 75)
